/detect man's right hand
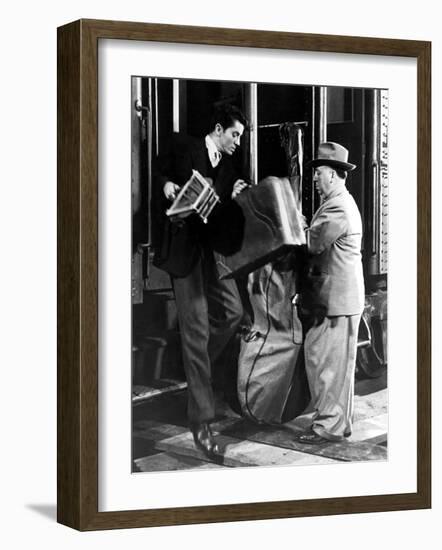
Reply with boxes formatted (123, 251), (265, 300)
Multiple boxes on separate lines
(163, 181), (180, 201)
(231, 179), (249, 199)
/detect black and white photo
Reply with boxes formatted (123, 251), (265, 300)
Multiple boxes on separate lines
(131, 77), (389, 472)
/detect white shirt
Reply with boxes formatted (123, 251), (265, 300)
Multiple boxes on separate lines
(205, 135), (222, 168)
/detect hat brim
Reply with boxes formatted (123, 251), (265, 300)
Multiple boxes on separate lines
(308, 159), (356, 171)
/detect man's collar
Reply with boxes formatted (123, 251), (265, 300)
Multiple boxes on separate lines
(205, 135), (222, 167)
(323, 182), (347, 202)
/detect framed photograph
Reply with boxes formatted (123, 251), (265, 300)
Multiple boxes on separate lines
(57, 19), (431, 530)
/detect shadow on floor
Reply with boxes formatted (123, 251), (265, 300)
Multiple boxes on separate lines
(25, 504), (57, 521)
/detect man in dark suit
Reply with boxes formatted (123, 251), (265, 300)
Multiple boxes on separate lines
(154, 104), (249, 459)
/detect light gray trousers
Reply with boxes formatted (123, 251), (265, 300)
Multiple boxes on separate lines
(304, 314), (361, 440)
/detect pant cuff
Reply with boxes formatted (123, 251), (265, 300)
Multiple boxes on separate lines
(313, 424), (345, 442)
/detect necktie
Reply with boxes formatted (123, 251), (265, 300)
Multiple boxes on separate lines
(212, 150), (221, 167)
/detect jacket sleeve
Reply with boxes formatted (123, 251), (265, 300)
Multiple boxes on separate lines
(305, 203), (347, 255)
(154, 133), (193, 189)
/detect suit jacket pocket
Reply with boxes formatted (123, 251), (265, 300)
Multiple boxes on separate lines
(153, 219), (199, 277)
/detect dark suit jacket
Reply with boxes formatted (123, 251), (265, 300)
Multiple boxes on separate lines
(153, 133), (241, 277)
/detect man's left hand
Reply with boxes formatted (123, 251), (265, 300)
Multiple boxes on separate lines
(231, 179), (249, 199)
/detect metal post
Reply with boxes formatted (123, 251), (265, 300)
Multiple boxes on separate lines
(173, 79), (180, 132)
(245, 83), (258, 185)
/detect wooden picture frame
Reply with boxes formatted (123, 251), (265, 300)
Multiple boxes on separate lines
(57, 18), (431, 530)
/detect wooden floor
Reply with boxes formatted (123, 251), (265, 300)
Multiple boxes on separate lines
(132, 370), (388, 472)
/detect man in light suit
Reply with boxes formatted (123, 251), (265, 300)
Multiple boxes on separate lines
(297, 142), (364, 444)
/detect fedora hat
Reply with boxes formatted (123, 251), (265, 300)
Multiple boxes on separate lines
(309, 142), (356, 171)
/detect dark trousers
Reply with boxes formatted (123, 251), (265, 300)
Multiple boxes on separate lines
(172, 248), (243, 424)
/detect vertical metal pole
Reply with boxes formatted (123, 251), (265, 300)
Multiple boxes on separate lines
(311, 86), (327, 212)
(154, 78), (159, 156)
(146, 78), (153, 248)
(131, 76), (147, 303)
(318, 86), (328, 142)
(132, 77), (142, 214)
(134, 77), (142, 117)
(245, 83), (258, 185)
(368, 89), (380, 275)
(173, 79), (180, 132)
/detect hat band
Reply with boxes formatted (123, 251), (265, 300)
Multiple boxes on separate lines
(318, 154), (347, 161)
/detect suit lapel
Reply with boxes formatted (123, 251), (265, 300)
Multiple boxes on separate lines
(188, 138), (235, 200)
(190, 139), (210, 176)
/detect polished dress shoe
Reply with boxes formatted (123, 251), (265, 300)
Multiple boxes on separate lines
(191, 422), (220, 459)
(296, 431), (330, 445)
